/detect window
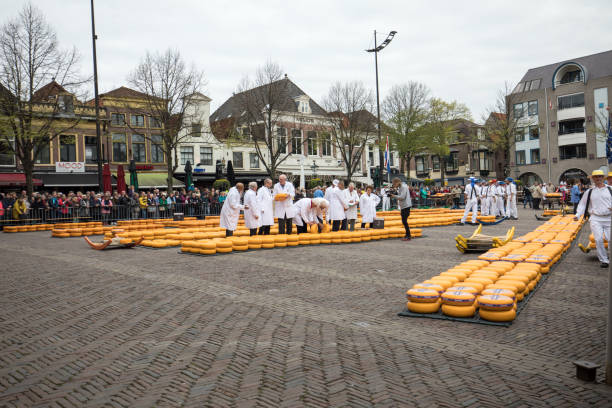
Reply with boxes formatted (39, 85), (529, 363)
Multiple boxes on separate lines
(557, 93), (584, 110)
(180, 146), (194, 165)
(151, 134), (164, 163)
(291, 129), (302, 154)
(512, 82), (525, 94)
(0, 139), (14, 165)
(513, 103), (524, 119)
(526, 79), (540, 91)
(130, 114), (145, 127)
(241, 126), (250, 138)
(232, 151), (243, 168)
(57, 95), (74, 113)
(368, 145), (374, 164)
(432, 155), (440, 171)
(191, 123), (202, 137)
(149, 117), (161, 128)
(559, 144), (587, 160)
(276, 128), (287, 154)
(416, 156), (425, 173)
(132, 134), (146, 162)
(111, 113), (125, 126)
(85, 136), (98, 164)
(515, 150), (526, 165)
(321, 133), (331, 156)
(529, 125), (540, 140)
(200, 146), (212, 166)
(560, 70), (583, 84)
(530, 149), (540, 164)
(112, 133), (127, 162)
(558, 119), (585, 135)
(446, 152), (458, 171)
(307, 131), (317, 155)
(60, 135), (76, 162)
(35, 140), (50, 164)
(515, 127), (525, 142)
(528, 100), (538, 116)
(249, 153), (259, 168)
(478, 151), (490, 171)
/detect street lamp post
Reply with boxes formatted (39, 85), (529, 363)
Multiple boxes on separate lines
(366, 30), (397, 188)
(311, 160), (319, 179)
(90, 0), (103, 192)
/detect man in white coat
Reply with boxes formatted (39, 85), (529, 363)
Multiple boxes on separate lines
(344, 182), (360, 231)
(359, 185), (380, 228)
(460, 177), (480, 224)
(381, 185), (391, 211)
(505, 177), (518, 220)
(273, 174), (296, 234)
(481, 180), (496, 216)
(257, 178), (274, 235)
(575, 170), (612, 267)
(220, 183), (246, 237)
(293, 197), (329, 234)
(496, 181), (506, 218)
(243, 181), (261, 236)
(329, 179), (348, 231)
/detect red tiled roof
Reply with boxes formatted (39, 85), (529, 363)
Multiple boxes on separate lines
(99, 86), (151, 99)
(32, 81), (69, 102)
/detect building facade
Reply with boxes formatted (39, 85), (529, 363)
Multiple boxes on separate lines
(509, 50), (612, 185)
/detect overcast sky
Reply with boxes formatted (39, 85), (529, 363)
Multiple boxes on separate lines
(2, 0), (611, 122)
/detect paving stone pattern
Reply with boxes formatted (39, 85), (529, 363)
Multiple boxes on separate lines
(1, 208), (612, 407)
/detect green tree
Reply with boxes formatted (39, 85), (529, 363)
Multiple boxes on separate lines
(420, 98), (471, 185)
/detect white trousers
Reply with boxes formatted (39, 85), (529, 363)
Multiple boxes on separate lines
(382, 197), (390, 211)
(496, 196), (506, 217)
(461, 198), (478, 223)
(506, 196), (518, 218)
(590, 216), (611, 263)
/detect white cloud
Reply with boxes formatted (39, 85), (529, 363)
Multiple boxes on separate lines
(2, 0), (611, 121)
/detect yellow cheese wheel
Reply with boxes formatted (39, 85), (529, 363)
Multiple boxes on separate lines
(431, 275), (459, 285)
(447, 286), (480, 295)
(477, 295), (514, 311)
(464, 277), (495, 287)
(407, 299), (441, 314)
(479, 308), (516, 322)
(215, 239), (233, 248)
(441, 304), (476, 318)
(248, 236), (263, 249)
(440, 271), (468, 281)
(274, 235), (288, 247)
(406, 288), (440, 303)
(319, 233), (333, 244)
(233, 245), (248, 251)
(199, 249), (216, 255)
(216, 246), (232, 253)
(481, 288), (516, 300)
(441, 291), (475, 306)
(495, 278), (526, 292)
(424, 279), (454, 290)
(413, 283), (445, 294)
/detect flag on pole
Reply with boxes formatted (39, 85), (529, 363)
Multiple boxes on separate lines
(384, 133), (391, 175)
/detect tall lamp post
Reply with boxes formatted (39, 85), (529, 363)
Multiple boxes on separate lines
(90, 0), (103, 192)
(366, 30), (397, 187)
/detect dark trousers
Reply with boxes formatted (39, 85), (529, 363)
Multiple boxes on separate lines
(258, 225), (271, 235)
(533, 198), (541, 210)
(361, 222), (374, 229)
(332, 219), (347, 231)
(225, 229), (233, 237)
(401, 207), (411, 238)
(278, 215), (293, 234)
(296, 219), (309, 234)
(250, 228), (257, 236)
(573, 202), (579, 214)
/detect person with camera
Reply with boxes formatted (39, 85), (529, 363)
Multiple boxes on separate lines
(390, 177), (412, 241)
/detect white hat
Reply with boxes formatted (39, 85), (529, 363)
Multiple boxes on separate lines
(332, 179), (339, 186)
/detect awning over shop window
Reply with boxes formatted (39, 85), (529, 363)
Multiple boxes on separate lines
(121, 173), (184, 189)
(0, 173), (43, 187)
(35, 173), (113, 187)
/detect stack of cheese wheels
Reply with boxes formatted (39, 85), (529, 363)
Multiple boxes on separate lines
(441, 287), (477, 317)
(248, 236), (262, 249)
(477, 294), (516, 322)
(406, 288), (440, 313)
(215, 238), (233, 253)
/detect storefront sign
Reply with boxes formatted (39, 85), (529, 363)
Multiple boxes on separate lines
(56, 161), (85, 173)
(135, 165), (154, 170)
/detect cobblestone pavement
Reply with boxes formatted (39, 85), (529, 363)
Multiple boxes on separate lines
(1, 207), (612, 407)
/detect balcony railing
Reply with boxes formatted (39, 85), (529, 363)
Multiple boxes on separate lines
(558, 127), (585, 135)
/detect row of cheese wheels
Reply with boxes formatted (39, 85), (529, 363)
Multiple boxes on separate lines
(173, 228), (423, 252)
(406, 259), (543, 321)
(4, 224), (54, 233)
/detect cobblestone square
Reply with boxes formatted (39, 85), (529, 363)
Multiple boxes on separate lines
(1, 208), (612, 407)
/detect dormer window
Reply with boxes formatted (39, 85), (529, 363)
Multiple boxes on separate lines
(553, 62), (586, 89)
(58, 95), (74, 113)
(295, 96), (311, 114)
(560, 70), (582, 84)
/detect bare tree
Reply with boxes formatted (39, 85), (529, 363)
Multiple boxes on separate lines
(482, 82), (525, 178)
(233, 61), (295, 180)
(0, 3), (83, 196)
(382, 82), (430, 178)
(420, 98), (471, 185)
(323, 81), (376, 182)
(128, 48), (205, 190)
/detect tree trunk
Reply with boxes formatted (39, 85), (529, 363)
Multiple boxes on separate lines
(23, 159), (34, 198)
(440, 161), (446, 187)
(167, 153), (174, 191)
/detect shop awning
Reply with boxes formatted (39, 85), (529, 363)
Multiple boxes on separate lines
(0, 173), (43, 187)
(35, 173), (112, 187)
(122, 173), (184, 189)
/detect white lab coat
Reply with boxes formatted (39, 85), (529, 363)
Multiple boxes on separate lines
(461, 183), (481, 223)
(257, 186), (274, 226)
(359, 192), (380, 223)
(328, 186), (347, 221)
(496, 185), (506, 216)
(273, 181), (296, 219)
(243, 189), (261, 229)
(293, 198), (317, 227)
(344, 189), (360, 220)
(382, 187), (391, 211)
(505, 183), (518, 218)
(219, 187), (244, 231)
(576, 186), (612, 263)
